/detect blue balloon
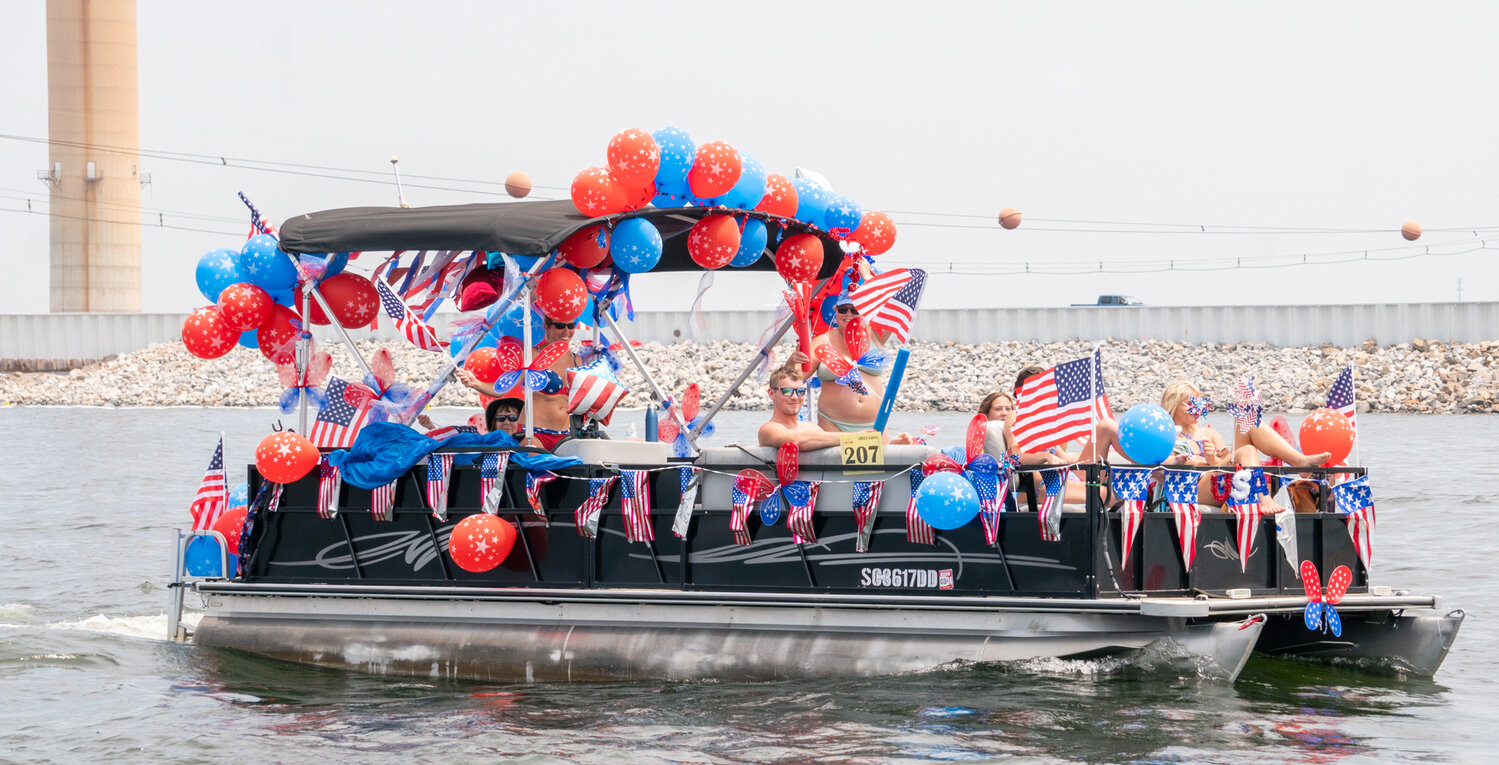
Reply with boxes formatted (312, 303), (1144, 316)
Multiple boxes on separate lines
(611, 218), (663, 273)
(184, 535), (224, 577)
(714, 154), (767, 210)
(914, 472), (981, 530)
(729, 218), (768, 267)
(195, 248), (243, 303)
(1117, 404), (1177, 464)
(228, 482), (249, 507)
(652, 178), (693, 209)
(271, 288), (297, 308)
(791, 178), (830, 227)
(493, 304), (545, 341)
(239, 234), (298, 293)
(237, 330), (258, 349)
(823, 194), (863, 233)
(652, 126), (696, 190)
(324, 252), (349, 278)
(818, 294), (839, 325)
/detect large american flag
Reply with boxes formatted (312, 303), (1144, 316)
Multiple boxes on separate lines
(309, 377), (371, 449)
(375, 278), (443, 352)
(1013, 349), (1113, 454)
(851, 268), (926, 344)
(1165, 470), (1202, 570)
(189, 437), (228, 531)
(1327, 366), (1357, 433)
(1333, 476), (1377, 570)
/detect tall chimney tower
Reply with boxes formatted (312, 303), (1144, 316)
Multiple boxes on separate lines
(46, 0), (141, 312)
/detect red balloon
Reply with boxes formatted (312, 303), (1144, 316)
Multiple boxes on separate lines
(965, 413), (987, 465)
(212, 505), (248, 553)
(559, 225), (611, 269)
(182, 306), (239, 359)
(534, 267), (588, 322)
(466, 346), (502, 383)
(756, 174), (799, 218)
(254, 431), (320, 484)
(687, 214), (741, 269)
(1298, 408), (1355, 466)
(850, 211), (897, 256)
(216, 283), (274, 333)
(687, 141), (743, 199)
(257, 304), (303, 364)
(774, 233), (825, 283)
(606, 128), (661, 188)
(922, 453), (963, 475)
(623, 179), (657, 212)
(570, 166), (627, 218)
(448, 514), (517, 573)
(308, 273), (380, 328)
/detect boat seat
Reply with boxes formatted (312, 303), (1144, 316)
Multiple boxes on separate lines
(553, 438), (675, 465)
(696, 444), (938, 516)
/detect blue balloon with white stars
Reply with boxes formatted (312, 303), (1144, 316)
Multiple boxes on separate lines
(652, 177), (693, 209)
(184, 535), (224, 577)
(652, 126), (696, 191)
(914, 471), (981, 530)
(791, 177), (830, 228)
(228, 482), (249, 507)
(610, 218), (663, 273)
(822, 194), (862, 233)
(729, 217), (768, 267)
(239, 234), (298, 293)
(492, 304), (545, 342)
(194, 248), (243, 303)
(1117, 404), (1177, 465)
(713, 154), (767, 210)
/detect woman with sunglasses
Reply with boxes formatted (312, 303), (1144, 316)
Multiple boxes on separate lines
(457, 314), (584, 450)
(802, 283), (913, 445)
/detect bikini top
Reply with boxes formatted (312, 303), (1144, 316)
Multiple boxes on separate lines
(813, 350), (889, 381)
(536, 352), (578, 396)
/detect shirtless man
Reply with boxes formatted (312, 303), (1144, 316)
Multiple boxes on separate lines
(758, 366), (862, 450)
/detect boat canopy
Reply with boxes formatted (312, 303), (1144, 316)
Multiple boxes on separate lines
(277, 199), (843, 277)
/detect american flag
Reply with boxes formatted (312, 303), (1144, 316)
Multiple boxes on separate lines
(849, 267), (912, 318)
(1165, 470), (1202, 570)
(479, 452), (509, 515)
(1328, 366), (1357, 433)
(672, 466), (699, 540)
(969, 464), (1003, 546)
(620, 469), (653, 543)
(316, 457), (341, 519)
(851, 480), (884, 552)
(1225, 468), (1265, 573)
(310, 378), (371, 449)
(730, 482), (756, 546)
(425, 424), (480, 441)
(1333, 476), (1377, 570)
(863, 268), (926, 344)
(1111, 467), (1150, 568)
(786, 481), (819, 544)
(905, 467), (935, 545)
(375, 278), (443, 352)
(371, 479), (397, 522)
(567, 354), (628, 425)
(575, 476), (617, 538)
(189, 437), (228, 532)
(1013, 349), (1114, 454)
(425, 453), (454, 521)
(1038, 468), (1068, 542)
(525, 470), (556, 519)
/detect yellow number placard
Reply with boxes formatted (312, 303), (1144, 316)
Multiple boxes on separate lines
(839, 431), (884, 474)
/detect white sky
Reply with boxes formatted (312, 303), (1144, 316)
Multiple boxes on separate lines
(2, 1), (1496, 314)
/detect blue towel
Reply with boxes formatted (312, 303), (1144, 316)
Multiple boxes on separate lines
(327, 422), (584, 489)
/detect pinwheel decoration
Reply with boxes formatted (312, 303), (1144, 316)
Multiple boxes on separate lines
(1185, 395), (1213, 421)
(275, 347), (331, 415)
(730, 468), (776, 544)
(921, 451), (964, 476)
(1227, 376), (1262, 434)
(493, 339), (569, 393)
(758, 440), (801, 525)
(343, 348), (422, 423)
(1301, 560), (1352, 637)
(657, 383), (715, 457)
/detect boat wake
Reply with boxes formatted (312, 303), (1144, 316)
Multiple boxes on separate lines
(43, 611), (201, 641)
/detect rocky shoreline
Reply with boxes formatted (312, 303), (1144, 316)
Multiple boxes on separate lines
(2, 337), (1496, 414)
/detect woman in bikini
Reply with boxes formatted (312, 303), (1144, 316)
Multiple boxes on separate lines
(801, 288), (912, 445)
(456, 313), (583, 451)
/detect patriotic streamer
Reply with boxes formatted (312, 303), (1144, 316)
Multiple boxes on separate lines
(575, 476), (617, 538)
(525, 470), (557, 519)
(620, 470), (653, 543)
(1333, 476), (1377, 570)
(905, 467), (935, 545)
(266, 482), (285, 514)
(851, 480), (884, 552)
(316, 457), (341, 520)
(1275, 508), (1300, 573)
(479, 452), (510, 515)
(424, 452), (454, 522)
(1164, 470), (1202, 570)
(785, 481), (820, 544)
(1038, 468), (1069, 542)
(672, 466), (701, 539)
(1226, 468), (1266, 573)
(371, 479), (397, 522)
(1111, 467), (1150, 567)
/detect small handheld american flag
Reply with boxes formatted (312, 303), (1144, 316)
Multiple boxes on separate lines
(1327, 366), (1357, 433)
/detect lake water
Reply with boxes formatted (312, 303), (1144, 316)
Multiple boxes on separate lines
(1, 407), (1496, 763)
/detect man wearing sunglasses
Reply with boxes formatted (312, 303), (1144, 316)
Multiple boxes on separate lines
(757, 366), (867, 450)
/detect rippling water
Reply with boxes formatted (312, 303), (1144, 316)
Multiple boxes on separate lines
(1, 407), (1495, 763)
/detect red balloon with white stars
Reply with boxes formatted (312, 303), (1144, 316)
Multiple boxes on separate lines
(465, 346), (503, 383)
(216, 283), (274, 333)
(606, 128), (661, 188)
(182, 306), (239, 359)
(774, 233), (824, 283)
(307, 273), (379, 328)
(1299, 408), (1354, 466)
(687, 141), (743, 199)
(257, 304), (303, 364)
(755, 173), (799, 219)
(254, 430), (319, 484)
(449, 514), (517, 573)
(570, 166), (628, 218)
(534, 267), (588, 322)
(687, 215), (741, 269)
(623, 179), (656, 212)
(559, 225), (611, 269)
(850, 211), (897, 255)
(212, 505), (248, 553)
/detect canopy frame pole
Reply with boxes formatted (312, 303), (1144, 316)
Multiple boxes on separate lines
(522, 289), (535, 442)
(307, 286), (377, 382)
(296, 282), (312, 434)
(597, 307), (693, 451)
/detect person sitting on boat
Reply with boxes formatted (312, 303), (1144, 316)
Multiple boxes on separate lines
(759, 365), (870, 449)
(977, 390), (1016, 457)
(483, 396), (545, 448)
(456, 312), (584, 450)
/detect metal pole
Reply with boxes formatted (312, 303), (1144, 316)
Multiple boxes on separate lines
(522, 289), (535, 442)
(599, 309), (694, 446)
(167, 529), (184, 641)
(308, 286), (376, 381)
(296, 283), (312, 434)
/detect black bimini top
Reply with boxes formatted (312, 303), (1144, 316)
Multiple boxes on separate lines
(277, 199), (842, 277)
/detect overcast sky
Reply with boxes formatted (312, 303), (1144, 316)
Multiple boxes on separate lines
(2, 1), (1496, 314)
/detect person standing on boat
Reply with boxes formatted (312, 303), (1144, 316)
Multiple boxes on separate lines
(800, 271), (913, 443)
(758, 366), (868, 449)
(456, 313), (583, 450)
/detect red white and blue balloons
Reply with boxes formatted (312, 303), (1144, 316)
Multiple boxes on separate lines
(1299, 408), (1354, 465)
(254, 430), (319, 484)
(610, 218), (663, 273)
(182, 306), (238, 359)
(823, 195), (863, 235)
(1117, 404), (1176, 464)
(914, 471), (981, 529)
(306, 272), (379, 329)
(239, 234), (298, 295)
(534, 267), (588, 322)
(606, 128), (660, 189)
(687, 215), (740, 269)
(687, 141), (743, 199)
(711, 154), (767, 210)
(756, 174), (798, 218)
(195, 248), (244, 302)
(652, 126), (696, 198)
(729, 217), (768, 267)
(791, 176), (830, 226)
(256, 304), (303, 364)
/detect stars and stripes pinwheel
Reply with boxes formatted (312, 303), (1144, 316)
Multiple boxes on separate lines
(1301, 561), (1351, 637)
(1185, 395), (1213, 421)
(275, 349), (331, 415)
(657, 383), (714, 457)
(1227, 376), (1262, 434)
(492, 339), (569, 393)
(342, 348), (422, 424)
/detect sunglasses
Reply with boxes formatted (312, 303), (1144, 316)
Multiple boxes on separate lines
(491, 413), (520, 423)
(835, 305), (858, 314)
(547, 321), (577, 330)
(775, 386), (809, 397)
